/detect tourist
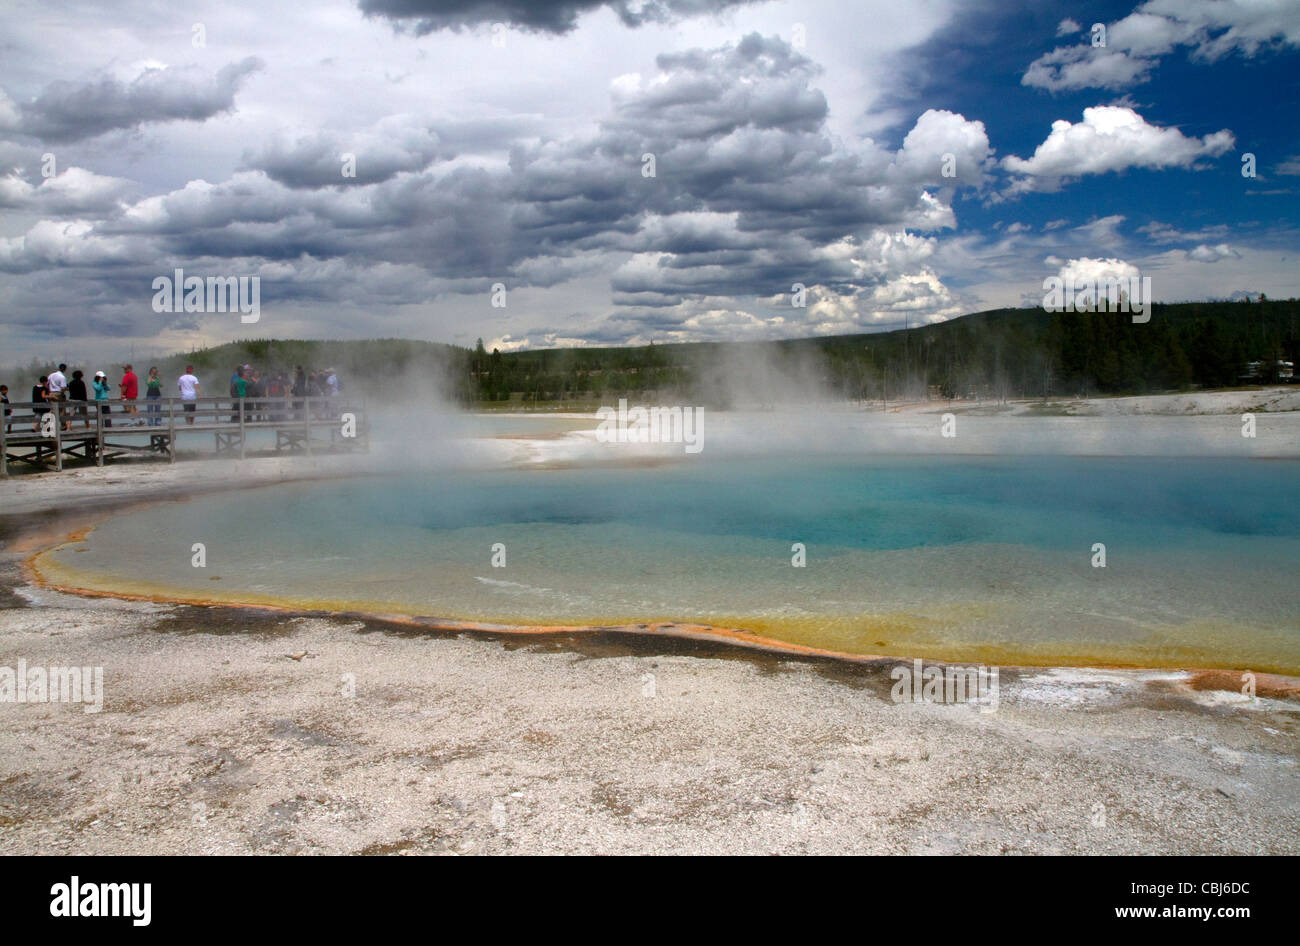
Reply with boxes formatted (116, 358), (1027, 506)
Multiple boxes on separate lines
(326, 367), (339, 396)
(32, 375), (48, 432)
(68, 370), (89, 428)
(92, 371), (111, 427)
(1, 385), (10, 433)
(145, 367), (163, 426)
(319, 370), (331, 414)
(120, 364), (139, 424)
(268, 372), (287, 421)
(229, 365), (247, 422)
(309, 370), (326, 418)
(247, 368), (263, 422)
(292, 366), (306, 419)
(177, 365), (200, 424)
(46, 363), (69, 431)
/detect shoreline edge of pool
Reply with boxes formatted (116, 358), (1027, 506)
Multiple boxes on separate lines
(16, 483), (1300, 698)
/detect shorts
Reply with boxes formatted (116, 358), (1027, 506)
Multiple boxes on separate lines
(183, 402), (196, 413)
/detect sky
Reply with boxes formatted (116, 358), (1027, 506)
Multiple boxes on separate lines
(1, 0), (1297, 363)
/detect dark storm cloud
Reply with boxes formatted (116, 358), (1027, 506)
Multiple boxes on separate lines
(3, 58), (263, 144)
(609, 241), (852, 301)
(358, 0), (762, 35)
(628, 34), (828, 138)
(498, 32), (915, 268)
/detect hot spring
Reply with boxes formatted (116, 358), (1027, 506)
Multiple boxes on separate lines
(35, 450), (1300, 674)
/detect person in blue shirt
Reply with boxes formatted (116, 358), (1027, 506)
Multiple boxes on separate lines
(92, 371), (112, 427)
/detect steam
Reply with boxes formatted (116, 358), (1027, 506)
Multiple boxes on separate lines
(6, 335), (1296, 477)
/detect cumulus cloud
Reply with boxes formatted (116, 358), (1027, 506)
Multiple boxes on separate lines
(243, 117), (443, 188)
(1003, 106), (1233, 193)
(1022, 46), (1156, 91)
(1187, 242), (1239, 262)
(598, 228), (967, 342)
(892, 108), (994, 189)
(0, 33), (989, 345)
(1024, 0), (1300, 92)
(1, 58), (263, 144)
(1147, 0), (1300, 60)
(0, 166), (136, 214)
(358, 0), (763, 34)
(0, 219), (136, 272)
(1048, 255), (1140, 288)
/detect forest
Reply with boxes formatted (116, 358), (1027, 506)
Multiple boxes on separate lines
(464, 297), (1298, 406)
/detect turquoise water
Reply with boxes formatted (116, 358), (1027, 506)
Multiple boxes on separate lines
(42, 455), (1300, 672)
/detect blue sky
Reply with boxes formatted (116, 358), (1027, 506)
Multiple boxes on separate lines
(1, 0), (1297, 363)
(893, 0), (1299, 295)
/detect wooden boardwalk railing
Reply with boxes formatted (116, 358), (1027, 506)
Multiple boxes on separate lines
(1, 396), (368, 476)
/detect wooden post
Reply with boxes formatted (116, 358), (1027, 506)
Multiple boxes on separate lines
(238, 397), (246, 460)
(168, 398), (176, 463)
(304, 397), (312, 455)
(53, 401), (63, 472)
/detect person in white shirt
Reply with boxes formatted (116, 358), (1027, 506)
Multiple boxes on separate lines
(177, 366), (200, 425)
(46, 364), (69, 431)
(46, 365), (67, 394)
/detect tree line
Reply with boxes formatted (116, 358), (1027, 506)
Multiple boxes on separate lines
(10, 299), (1293, 409)
(469, 298), (1298, 405)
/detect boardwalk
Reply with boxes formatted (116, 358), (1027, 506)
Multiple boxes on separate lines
(1, 396), (368, 476)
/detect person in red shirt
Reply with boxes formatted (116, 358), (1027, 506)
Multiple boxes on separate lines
(119, 364), (139, 423)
